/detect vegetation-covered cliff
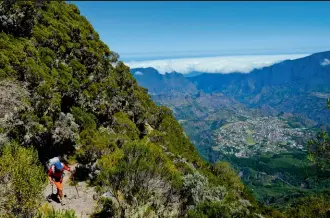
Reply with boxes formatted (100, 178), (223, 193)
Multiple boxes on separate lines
(0, 1), (280, 217)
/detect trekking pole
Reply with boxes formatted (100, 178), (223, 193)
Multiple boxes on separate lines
(72, 171), (80, 198)
(47, 183), (53, 202)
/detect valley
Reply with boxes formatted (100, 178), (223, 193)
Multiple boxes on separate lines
(150, 91), (323, 207)
(131, 51), (330, 207)
(213, 116), (311, 157)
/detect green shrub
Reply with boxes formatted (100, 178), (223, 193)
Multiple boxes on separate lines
(0, 142), (45, 217)
(35, 204), (76, 218)
(285, 194), (330, 218)
(212, 161), (245, 191)
(92, 197), (118, 218)
(71, 107), (97, 130)
(159, 115), (202, 165)
(188, 200), (256, 218)
(77, 128), (116, 164)
(307, 131), (330, 171)
(112, 112), (140, 140)
(188, 201), (232, 218)
(95, 140), (183, 216)
(97, 140), (182, 190)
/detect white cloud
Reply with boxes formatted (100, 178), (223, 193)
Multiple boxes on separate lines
(321, 58), (330, 66)
(125, 54), (309, 74)
(134, 71), (144, 75)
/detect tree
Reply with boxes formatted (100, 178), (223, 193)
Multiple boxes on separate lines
(307, 131), (330, 171)
(307, 101), (330, 171)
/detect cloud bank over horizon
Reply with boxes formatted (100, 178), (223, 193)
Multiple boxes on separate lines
(125, 54), (309, 74)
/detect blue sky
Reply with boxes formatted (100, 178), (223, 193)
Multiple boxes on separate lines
(73, 1), (330, 61)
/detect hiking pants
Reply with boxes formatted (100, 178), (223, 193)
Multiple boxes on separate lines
(52, 177), (64, 199)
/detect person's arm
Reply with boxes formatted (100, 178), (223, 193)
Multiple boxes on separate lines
(63, 164), (71, 172)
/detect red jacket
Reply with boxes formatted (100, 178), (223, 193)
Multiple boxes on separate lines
(48, 163), (70, 181)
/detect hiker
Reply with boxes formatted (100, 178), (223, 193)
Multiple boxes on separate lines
(48, 161), (71, 205)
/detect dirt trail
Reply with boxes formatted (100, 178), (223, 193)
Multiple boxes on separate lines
(42, 165), (97, 218)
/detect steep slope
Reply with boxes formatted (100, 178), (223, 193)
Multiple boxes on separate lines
(0, 1), (276, 217)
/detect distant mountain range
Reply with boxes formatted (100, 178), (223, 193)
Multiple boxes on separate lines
(130, 51), (330, 206)
(190, 51), (330, 93)
(131, 67), (199, 95)
(131, 51), (330, 125)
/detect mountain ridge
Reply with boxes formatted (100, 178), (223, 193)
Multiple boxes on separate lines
(131, 67), (199, 95)
(189, 50), (330, 93)
(132, 51), (330, 125)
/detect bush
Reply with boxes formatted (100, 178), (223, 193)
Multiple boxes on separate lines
(112, 112), (140, 140)
(0, 142), (46, 217)
(182, 173), (227, 206)
(35, 204), (76, 218)
(98, 139), (182, 190)
(285, 194), (330, 218)
(212, 161), (245, 192)
(92, 197), (118, 218)
(96, 140), (182, 216)
(188, 200), (256, 218)
(71, 107), (96, 130)
(307, 131), (330, 171)
(76, 128), (116, 164)
(188, 201), (232, 218)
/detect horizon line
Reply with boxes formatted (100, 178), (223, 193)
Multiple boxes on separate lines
(120, 48), (329, 62)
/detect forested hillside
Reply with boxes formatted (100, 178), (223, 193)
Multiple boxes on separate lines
(0, 1), (281, 217)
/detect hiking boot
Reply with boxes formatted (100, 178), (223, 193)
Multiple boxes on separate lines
(47, 194), (52, 203)
(59, 199), (65, 206)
